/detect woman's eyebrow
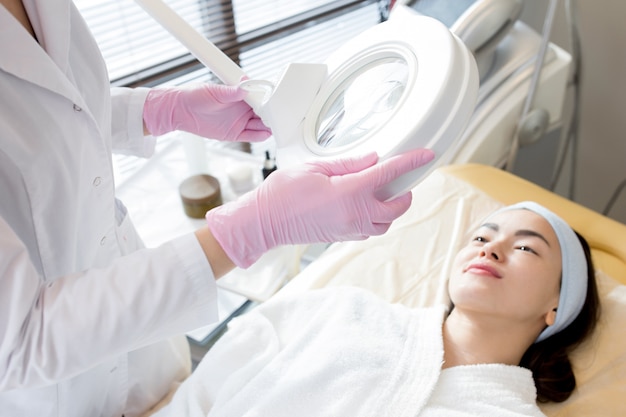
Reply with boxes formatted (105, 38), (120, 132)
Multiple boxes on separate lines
(479, 222), (551, 247)
(480, 222), (498, 231)
(515, 229), (551, 247)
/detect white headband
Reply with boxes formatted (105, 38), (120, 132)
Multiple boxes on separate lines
(489, 201), (588, 342)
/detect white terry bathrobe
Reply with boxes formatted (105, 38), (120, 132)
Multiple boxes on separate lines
(154, 286), (547, 417)
(0, 1), (218, 416)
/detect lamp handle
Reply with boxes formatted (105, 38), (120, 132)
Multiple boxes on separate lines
(133, 0), (264, 110)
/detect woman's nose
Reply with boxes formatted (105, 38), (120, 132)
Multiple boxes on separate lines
(479, 243), (500, 261)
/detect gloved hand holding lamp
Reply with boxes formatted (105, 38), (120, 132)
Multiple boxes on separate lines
(204, 149), (435, 270)
(142, 83), (271, 142)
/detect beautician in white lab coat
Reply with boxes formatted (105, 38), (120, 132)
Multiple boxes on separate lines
(0, 1), (434, 416)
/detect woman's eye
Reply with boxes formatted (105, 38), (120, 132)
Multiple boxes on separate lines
(472, 236), (486, 243)
(517, 245), (536, 254)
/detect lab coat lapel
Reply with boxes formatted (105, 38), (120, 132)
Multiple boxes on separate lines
(0, 0), (83, 105)
(30, 0), (71, 75)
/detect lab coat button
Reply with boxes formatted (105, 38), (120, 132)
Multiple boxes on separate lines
(100, 236), (107, 246)
(73, 103), (82, 112)
(93, 177), (102, 187)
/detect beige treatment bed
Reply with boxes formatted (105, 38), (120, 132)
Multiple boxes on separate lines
(276, 163), (626, 416)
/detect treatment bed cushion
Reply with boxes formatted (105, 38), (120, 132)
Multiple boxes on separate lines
(277, 164), (626, 416)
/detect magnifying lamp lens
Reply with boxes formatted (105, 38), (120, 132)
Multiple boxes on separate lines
(316, 57), (408, 148)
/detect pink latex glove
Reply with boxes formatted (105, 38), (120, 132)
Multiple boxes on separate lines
(143, 83), (271, 142)
(206, 149), (435, 268)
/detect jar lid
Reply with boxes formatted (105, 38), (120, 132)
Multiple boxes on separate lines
(179, 174), (222, 207)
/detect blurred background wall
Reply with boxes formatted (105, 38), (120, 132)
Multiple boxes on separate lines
(515, 0), (626, 224)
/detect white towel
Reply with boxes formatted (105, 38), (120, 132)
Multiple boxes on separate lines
(419, 364), (546, 416)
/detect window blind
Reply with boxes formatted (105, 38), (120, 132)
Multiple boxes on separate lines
(74, 0), (387, 88)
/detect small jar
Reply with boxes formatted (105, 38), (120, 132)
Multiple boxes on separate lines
(179, 174), (223, 219)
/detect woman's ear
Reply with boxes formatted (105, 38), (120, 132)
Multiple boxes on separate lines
(545, 307), (557, 326)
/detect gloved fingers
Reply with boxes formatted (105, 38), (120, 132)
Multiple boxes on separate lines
(203, 83), (248, 104)
(245, 117), (272, 134)
(222, 112), (272, 142)
(307, 152), (379, 176)
(235, 128), (273, 142)
(351, 215), (396, 239)
(367, 222), (393, 237)
(359, 149), (435, 191)
(368, 191), (413, 224)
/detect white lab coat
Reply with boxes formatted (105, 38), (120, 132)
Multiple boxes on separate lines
(0, 1), (218, 416)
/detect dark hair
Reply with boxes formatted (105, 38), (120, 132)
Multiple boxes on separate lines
(519, 231), (600, 403)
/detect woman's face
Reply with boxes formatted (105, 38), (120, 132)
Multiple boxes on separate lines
(449, 209), (562, 329)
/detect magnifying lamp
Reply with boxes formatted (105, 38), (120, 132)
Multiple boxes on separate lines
(134, 1), (479, 200)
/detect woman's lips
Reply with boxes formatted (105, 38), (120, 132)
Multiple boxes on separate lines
(465, 263), (502, 278)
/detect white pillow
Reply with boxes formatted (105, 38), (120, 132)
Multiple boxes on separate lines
(540, 269), (626, 416)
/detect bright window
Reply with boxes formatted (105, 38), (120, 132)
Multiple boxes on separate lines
(74, 0), (387, 87)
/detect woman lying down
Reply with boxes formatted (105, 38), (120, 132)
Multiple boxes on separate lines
(153, 201), (600, 417)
